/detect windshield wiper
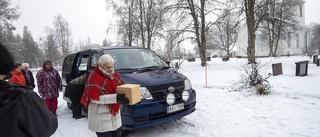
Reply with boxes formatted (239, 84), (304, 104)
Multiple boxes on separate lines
(116, 68), (139, 72)
(140, 66), (170, 71)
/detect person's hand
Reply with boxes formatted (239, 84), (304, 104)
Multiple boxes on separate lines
(116, 94), (129, 105)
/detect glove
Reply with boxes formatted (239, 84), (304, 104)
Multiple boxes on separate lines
(116, 94), (129, 105)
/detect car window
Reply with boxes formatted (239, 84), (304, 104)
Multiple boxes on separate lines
(77, 56), (88, 71)
(62, 54), (76, 73)
(90, 53), (100, 69)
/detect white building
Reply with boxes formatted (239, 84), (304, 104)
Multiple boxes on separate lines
(234, 2), (310, 57)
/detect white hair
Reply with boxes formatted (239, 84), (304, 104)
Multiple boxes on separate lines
(22, 63), (29, 68)
(98, 54), (114, 65)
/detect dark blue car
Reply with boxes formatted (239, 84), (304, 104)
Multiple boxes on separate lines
(62, 46), (196, 134)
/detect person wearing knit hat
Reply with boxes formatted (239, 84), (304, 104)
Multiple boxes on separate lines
(0, 47), (14, 79)
(0, 43), (58, 137)
(21, 63), (36, 89)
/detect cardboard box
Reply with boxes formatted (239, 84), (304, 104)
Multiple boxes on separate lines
(116, 84), (141, 105)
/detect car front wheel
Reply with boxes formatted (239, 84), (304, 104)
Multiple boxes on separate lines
(67, 102), (72, 109)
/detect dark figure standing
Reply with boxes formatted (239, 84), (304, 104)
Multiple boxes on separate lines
(65, 74), (86, 119)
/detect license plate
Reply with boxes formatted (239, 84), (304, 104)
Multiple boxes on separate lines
(167, 103), (184, 113)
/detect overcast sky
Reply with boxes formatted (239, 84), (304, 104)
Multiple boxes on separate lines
(11, 0), (320, 45)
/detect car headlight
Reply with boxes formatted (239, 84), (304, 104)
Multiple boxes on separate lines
(182, 90), (189, 102)
(140, 87), (153, 99)
(166, 93), (175, 105)
(184, 79), (192, 90)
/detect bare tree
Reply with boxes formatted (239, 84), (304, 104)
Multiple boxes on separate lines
(258, 0), (303, 56)
(163, 22), (185, 61)
(102, 39), (112, 47)
(107, 0), (137, 46)
(169, 0), (232, 66)
(244, 0), (256, 64)
(106, 0), (168, 49)
(189, 0), (207, 66)
(74, 39), (85, 52)
(305, 23), (320, 56)
(210, 1), (242, 57)
(168, 0), (211, 67)
(53, 14), (72, 56)
(236, 0), (272, 95)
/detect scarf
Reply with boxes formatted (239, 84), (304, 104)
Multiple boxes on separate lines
(81, 65), (125, 116)
(24, 70), (30, 83)
(99, 65), (114, 80)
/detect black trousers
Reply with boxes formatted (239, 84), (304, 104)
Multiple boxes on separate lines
(70, 97), (82, 117)
(96, 128), (121, 137)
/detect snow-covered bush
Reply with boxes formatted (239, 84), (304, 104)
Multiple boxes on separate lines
(235, 61), (271, 95)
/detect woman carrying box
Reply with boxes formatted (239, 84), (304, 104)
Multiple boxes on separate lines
(80, 54), (129, 137)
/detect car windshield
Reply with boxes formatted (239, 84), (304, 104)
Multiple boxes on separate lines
(103, 48), (169, 72)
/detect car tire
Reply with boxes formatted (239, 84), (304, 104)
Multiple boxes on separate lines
(67, 102), (72, 110)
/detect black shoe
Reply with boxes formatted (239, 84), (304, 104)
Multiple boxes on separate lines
(74, 115), (86, 119)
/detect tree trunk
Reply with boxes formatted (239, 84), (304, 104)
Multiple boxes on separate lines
(187, 0), (207, 67)
(245, 0), (256, 64)
(139, 0), (146, 48)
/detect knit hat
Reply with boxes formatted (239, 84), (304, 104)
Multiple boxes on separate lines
(0, 43), (14, 75)
(22, 63), (29, 68)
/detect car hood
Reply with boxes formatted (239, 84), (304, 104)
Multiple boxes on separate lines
(119, 68), (186, 87)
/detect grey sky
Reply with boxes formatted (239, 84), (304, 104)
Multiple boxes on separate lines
(11, 0), (320, 45)
(11, 0), (113, 44)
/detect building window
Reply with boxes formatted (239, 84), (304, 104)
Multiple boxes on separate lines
(287, 32), (291, 48)
(304, 32), (308, 48)
(300, 5), (303, 17)
(296, 33), (299, 48)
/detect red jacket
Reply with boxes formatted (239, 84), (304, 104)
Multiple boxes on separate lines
(8, 70), (26, 86)
(81, 65), (125, 116)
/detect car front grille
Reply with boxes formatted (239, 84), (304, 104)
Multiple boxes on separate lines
(147, 81), (184, 100)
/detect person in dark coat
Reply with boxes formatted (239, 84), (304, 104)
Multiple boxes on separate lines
(65, 73), (86, 119)
(21, 63), (35, 89)
(0, 43), (58, 137)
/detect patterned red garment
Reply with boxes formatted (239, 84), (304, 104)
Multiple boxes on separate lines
(81, 65), (125, 116)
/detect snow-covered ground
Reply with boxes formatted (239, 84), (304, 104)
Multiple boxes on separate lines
(35, 56), (320, 137)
